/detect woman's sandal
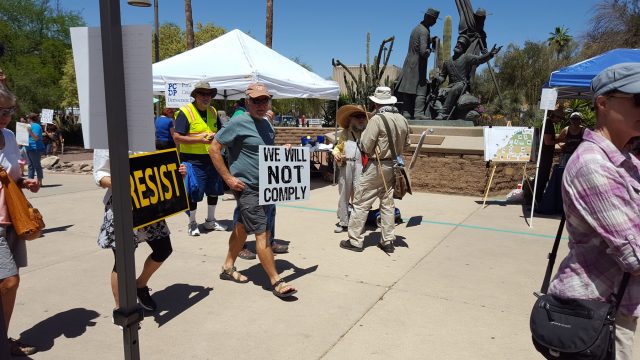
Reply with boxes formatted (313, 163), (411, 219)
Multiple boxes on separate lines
(219, 266), (249, 283)
(272, 279), (297, 298)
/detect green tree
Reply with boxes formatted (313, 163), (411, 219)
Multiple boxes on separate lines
(194, 22), (226, 47)
(547, 26), (573, 59)
(59, 50), (77, 109)
(159, 23), (185, 60)
(582, 0), (640, 58)
(0, 0), (84, 114)
(158, 22), (225, 61)
(473, 40), (578, 123)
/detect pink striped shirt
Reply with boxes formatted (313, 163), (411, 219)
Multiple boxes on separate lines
(549, 129), (640, 316)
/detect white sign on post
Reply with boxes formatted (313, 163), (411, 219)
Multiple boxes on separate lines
(40, 109), (54, 124)
(165, 82), (194, 108)
(540, 88), (558, 110)
(70, 25), (155, 152)
(258, 146), (310, 205)
(15, 123), (30, 146)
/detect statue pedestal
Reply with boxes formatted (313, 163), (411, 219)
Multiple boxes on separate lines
(407, 119), (475, 127)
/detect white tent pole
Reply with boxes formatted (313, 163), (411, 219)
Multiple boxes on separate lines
(529, 108), (549, 228)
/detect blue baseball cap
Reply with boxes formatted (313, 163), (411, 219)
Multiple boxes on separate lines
(591, 62), (640, 99)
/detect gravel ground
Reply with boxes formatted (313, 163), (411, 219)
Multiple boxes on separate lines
(55, 145), (93, 162)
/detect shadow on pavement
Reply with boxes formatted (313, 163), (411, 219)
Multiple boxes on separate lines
(19, 308), (99, 353)
(149, 283), (213, 327)
(519, 204), (562, 226)
(42, 224), (74, 235)
(362, 233), (409, 252)
(241, 259), (318, 295)
(474, 199), (513, 207)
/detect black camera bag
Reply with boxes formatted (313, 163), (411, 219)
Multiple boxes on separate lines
(530, 215), (630, 360)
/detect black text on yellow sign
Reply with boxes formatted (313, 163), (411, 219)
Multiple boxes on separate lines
(129, 149), (189, 229)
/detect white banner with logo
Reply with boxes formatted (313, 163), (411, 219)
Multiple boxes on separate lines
(165, 82), (194, 108)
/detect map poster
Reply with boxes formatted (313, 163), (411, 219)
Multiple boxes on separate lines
(483, 127), (534, 163)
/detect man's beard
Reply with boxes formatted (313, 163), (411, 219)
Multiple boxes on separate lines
(351, 124), (366, 132)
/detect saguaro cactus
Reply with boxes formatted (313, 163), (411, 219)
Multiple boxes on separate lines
(332, 33), (395, 107)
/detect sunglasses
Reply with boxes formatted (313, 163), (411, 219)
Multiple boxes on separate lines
(0, 107), (16, 117)
(250, 97), (270, 105)
(194, 92), (214, 98)
(607, 93), (640, 107)
(352, 113), (367, 119)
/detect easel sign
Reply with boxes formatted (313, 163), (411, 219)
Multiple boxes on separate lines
(482, 125), (534, 207)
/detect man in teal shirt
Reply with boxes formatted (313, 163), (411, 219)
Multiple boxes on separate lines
(209, 83), (297, 298)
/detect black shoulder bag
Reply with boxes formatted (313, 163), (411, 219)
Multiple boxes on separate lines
(378, 114), (412, 199)
(530, 214), (631, 360)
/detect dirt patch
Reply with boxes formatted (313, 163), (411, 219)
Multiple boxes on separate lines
(409, 152), (540, 196)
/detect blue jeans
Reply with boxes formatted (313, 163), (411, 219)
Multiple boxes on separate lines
(26, 150), (43, 180)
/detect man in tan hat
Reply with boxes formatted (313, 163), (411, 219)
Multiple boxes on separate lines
(340, 87), (410, 253)
(209, 82), (297, 298)
(173, 80), (227, 236)
(332, 105), (368, 233)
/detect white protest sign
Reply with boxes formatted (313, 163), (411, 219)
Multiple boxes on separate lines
(70, 25), (154, 151)
(165, 82), (194, 108)
(15, 123), (30, 146)
(40, 109), (54, 124)
(258, 146), (310, 205)
(540, 88), (558, 110)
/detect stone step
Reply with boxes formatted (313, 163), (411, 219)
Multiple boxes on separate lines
(409, 125), (484, 137)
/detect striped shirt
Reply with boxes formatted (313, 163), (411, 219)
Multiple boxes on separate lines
(548, 129), (640, 317)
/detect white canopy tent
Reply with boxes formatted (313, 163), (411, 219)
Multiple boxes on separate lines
(152, 29), (340, 100)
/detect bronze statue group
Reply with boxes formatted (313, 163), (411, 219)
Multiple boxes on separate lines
(395, 6), (501, 121)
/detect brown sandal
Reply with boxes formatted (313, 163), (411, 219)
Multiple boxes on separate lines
(272, 279), (297, 298)
(219, 266), (249, 283)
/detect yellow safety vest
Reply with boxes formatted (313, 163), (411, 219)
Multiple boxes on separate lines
(178, 103), (218, 155)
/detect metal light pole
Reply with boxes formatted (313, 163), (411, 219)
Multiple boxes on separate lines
(129, 0), (160, 118)
(100, 1), (142, 359)
(128, 0), (158, 62)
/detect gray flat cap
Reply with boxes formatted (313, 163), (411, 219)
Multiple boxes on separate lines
(591, 62), (640, 99)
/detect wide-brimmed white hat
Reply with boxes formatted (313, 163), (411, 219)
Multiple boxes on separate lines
(369, 86), (397, 105)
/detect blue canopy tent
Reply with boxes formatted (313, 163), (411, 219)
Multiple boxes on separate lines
(546, 48), (640, 99)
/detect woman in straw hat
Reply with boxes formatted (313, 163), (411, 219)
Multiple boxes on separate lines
(332, 105), (368, 233)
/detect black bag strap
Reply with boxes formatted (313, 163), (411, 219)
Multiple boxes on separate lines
(378, 114), (398, 161)
(612, 272), (631, 312)
(540, 214), (566, 294)
(540, 213), (631, 311)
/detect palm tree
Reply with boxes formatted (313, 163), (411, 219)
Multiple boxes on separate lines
(266, 0), (273, 48)
(547, 26), (572, 59)
(185, 0), (194, 49)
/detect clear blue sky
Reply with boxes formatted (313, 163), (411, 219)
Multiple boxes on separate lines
(59, 0), (601, 78)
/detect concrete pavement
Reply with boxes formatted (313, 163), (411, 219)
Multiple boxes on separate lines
(8, 172), (638, 359)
